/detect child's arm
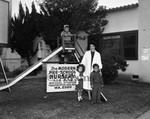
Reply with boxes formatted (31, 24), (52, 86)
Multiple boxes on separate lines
(101, 79), (104, 87)
(99, 69), (102, 76)
(68, 32), (73, 37)
(61, 31), (64, 37)
(90, 72), (94, 88)
(101, 74), (104, 87)
(75, 72), (79, 85)
(76, 78), (79, 85)
(98, 69), (104, 86)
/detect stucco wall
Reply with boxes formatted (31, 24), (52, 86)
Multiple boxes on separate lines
(138, 0), (150, 82)
(103, 7), (138, 34)
(103, 1), (150, 83)
(103, 6), (139, 80)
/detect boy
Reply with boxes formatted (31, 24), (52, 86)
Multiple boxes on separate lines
(90, 63), (104, 104)
(61, 25), (73, 51)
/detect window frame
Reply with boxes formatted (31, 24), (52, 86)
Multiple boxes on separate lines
(102, 30), (138, 60)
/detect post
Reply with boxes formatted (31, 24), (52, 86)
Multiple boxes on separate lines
(0, 47), (11, 92)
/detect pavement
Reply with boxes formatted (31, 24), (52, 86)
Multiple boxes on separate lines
(136, 109), (150, 119)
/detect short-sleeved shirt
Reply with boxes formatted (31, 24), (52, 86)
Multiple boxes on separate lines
(61, 31), (72, 41)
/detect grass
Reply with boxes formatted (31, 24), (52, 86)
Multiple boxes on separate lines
(0, 74), (150, 119)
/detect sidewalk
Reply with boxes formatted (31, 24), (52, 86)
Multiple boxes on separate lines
(136, 109), (150, 119)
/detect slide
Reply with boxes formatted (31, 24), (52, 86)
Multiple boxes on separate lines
(0, 46), (63, 91)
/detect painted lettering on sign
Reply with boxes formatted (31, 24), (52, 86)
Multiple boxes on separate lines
(46, 64), (78, 92)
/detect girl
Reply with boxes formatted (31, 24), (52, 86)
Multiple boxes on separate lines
(76, 64), (85, 102)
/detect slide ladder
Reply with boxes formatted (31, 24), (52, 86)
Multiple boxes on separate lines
(0, 46), (63, 91)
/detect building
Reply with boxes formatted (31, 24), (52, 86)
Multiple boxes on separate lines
(102, 0), (150, 82)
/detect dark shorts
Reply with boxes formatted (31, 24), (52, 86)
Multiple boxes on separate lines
(64, 40), (74, 48)
(76, 79), (83, 90)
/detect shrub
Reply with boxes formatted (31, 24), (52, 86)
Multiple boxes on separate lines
(12, 67), (23, 76)
(101, 54), (128, 84)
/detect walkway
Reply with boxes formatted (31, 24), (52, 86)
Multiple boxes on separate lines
(136, 109), (150, 119)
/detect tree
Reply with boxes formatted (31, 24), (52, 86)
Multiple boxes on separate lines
(11, 2), (39, 66)
(38, 0), (108, 49)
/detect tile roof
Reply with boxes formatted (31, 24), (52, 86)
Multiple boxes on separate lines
(107, 3), (139, 12)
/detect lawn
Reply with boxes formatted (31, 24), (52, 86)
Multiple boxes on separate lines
(0, 74), (150, 119)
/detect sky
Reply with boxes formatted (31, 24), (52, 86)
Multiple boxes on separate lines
(98, 0), (138, 8)
(12, 0), (39, 16)
(12, 0), (138, 16)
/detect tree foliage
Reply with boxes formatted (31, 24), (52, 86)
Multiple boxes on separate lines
(11, 2), (39, 65)
(39, 0), (108, 34)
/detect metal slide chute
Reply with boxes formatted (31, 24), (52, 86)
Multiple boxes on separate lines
(0, 46), (63, 91)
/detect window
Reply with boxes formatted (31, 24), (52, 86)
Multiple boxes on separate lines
(122, 32), (138, 60)
(102, 35), (121, 56)
(102, 30), (138, 60)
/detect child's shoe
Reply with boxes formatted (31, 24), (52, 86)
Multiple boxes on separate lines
(78, 97), (81, 102)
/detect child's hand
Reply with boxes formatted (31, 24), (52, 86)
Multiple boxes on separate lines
(91, 85), (93, 88)
(99, 71), (102, 76)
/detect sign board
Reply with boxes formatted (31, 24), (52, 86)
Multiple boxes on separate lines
(46, 64), (78, 92)
(0, 0), (11, 46)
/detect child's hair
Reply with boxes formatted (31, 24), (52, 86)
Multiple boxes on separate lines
(64, 25), (69, 29)
(77, 64), (85, 72)
(93, 63), (99, 68)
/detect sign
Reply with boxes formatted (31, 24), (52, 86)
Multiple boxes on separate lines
(46, 64), (78, 92)
(0, 0), (10, 45)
